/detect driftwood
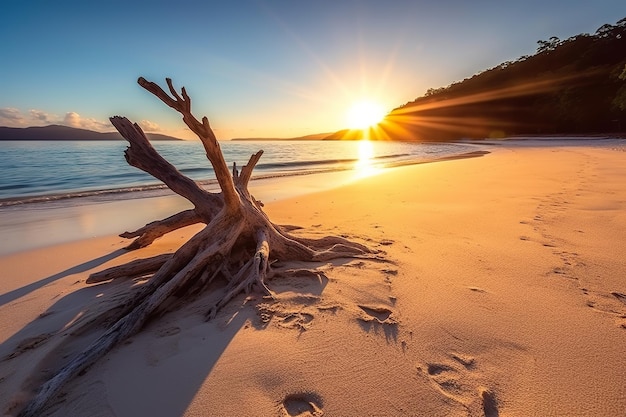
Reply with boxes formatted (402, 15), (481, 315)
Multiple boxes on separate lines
(18, 77), (373, 417)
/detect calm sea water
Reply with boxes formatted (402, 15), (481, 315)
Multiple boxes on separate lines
(0, 140), (476, 206)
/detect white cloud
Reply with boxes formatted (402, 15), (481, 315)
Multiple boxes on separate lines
(62, 112), (111, 131)
(29, 109), (55, 123)
(0, 108), (177, 135)
(0, 107), (26, 125)
(1, 107), (111, 132)
(63, 111), (81, 127)
(139, 119), (161, 132)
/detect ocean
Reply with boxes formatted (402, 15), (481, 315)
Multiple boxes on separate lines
(0, 140), (478, 206)
(0, 139), (484, 255)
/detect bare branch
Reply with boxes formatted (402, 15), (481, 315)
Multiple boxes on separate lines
(136, 77), (241, 212)
(110, 117), (214, 214)
(236, 150), (264, 189)
(119, 209), (210, 250)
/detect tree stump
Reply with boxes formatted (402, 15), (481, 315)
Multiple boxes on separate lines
(17, 77), (374, 417)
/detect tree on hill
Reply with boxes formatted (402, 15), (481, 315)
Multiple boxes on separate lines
(536, 36), (561, 53)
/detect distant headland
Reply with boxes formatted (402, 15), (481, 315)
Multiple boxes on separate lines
(230, 132), (333, 141)
(0, 124), (182, 141)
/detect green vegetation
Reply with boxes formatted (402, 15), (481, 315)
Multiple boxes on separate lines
(381, 17), (626, 141)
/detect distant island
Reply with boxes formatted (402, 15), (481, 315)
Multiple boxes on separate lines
(0, 124), (182, 141)
(231, 132), (333, 141)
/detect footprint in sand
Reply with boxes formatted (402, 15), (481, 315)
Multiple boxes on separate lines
(611, 291), (626, 306)
(426, 363), (453, 375)
(451, 353), (476, 369)
(381, 267), (398, 275)
(257, 303), (316, 331)
(419, 354), (478, 399)
(420, 356), (499, 417)
(480, 388), (500, 417)
(281, 392), (324, 416)
(357, 305), (394, 323)
(422, 362), (467, 398)
(278, 312), (314, 331)
(356, 305), (398, 341)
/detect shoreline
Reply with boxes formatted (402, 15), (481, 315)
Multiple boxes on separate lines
(0, 142), (480, 209)
(0, 168), (378, 257)
(0, 147), (493, 257)
(7, 134), (621, 209)
(0, 140), (477, 207)
(1, 139), (625, 416)
(4, 136), (623, 256)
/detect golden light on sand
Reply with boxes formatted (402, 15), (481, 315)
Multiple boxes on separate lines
(346, 100), (386, 130)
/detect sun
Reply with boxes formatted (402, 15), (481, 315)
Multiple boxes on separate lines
(346, 100), (386, 130)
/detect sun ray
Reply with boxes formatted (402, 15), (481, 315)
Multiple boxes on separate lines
(372, 69), (603, 141)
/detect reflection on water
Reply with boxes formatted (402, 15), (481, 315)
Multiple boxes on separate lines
(355, 139), (381, 178)
(0, 140), (477, 203)
(0, 140), (484, 255)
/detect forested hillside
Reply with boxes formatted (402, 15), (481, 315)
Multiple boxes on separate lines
(377, 17), (626, 141)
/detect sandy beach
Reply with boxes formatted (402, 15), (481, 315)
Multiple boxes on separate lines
(1, 140), (625, 416)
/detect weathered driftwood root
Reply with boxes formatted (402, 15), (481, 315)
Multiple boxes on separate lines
(119, 209), (203, 249)
(18, 77), (374, 417)
(86, 253), (173, 283)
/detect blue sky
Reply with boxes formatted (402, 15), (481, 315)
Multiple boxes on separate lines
(1, 1), (624, 139)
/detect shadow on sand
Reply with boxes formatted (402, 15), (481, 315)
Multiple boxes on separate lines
(0, 250), (334, 416)
(0, 249), (127, 308)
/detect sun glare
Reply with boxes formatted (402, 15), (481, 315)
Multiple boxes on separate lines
(346, 100), (386, 130)
(354, 139), (379, 178)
